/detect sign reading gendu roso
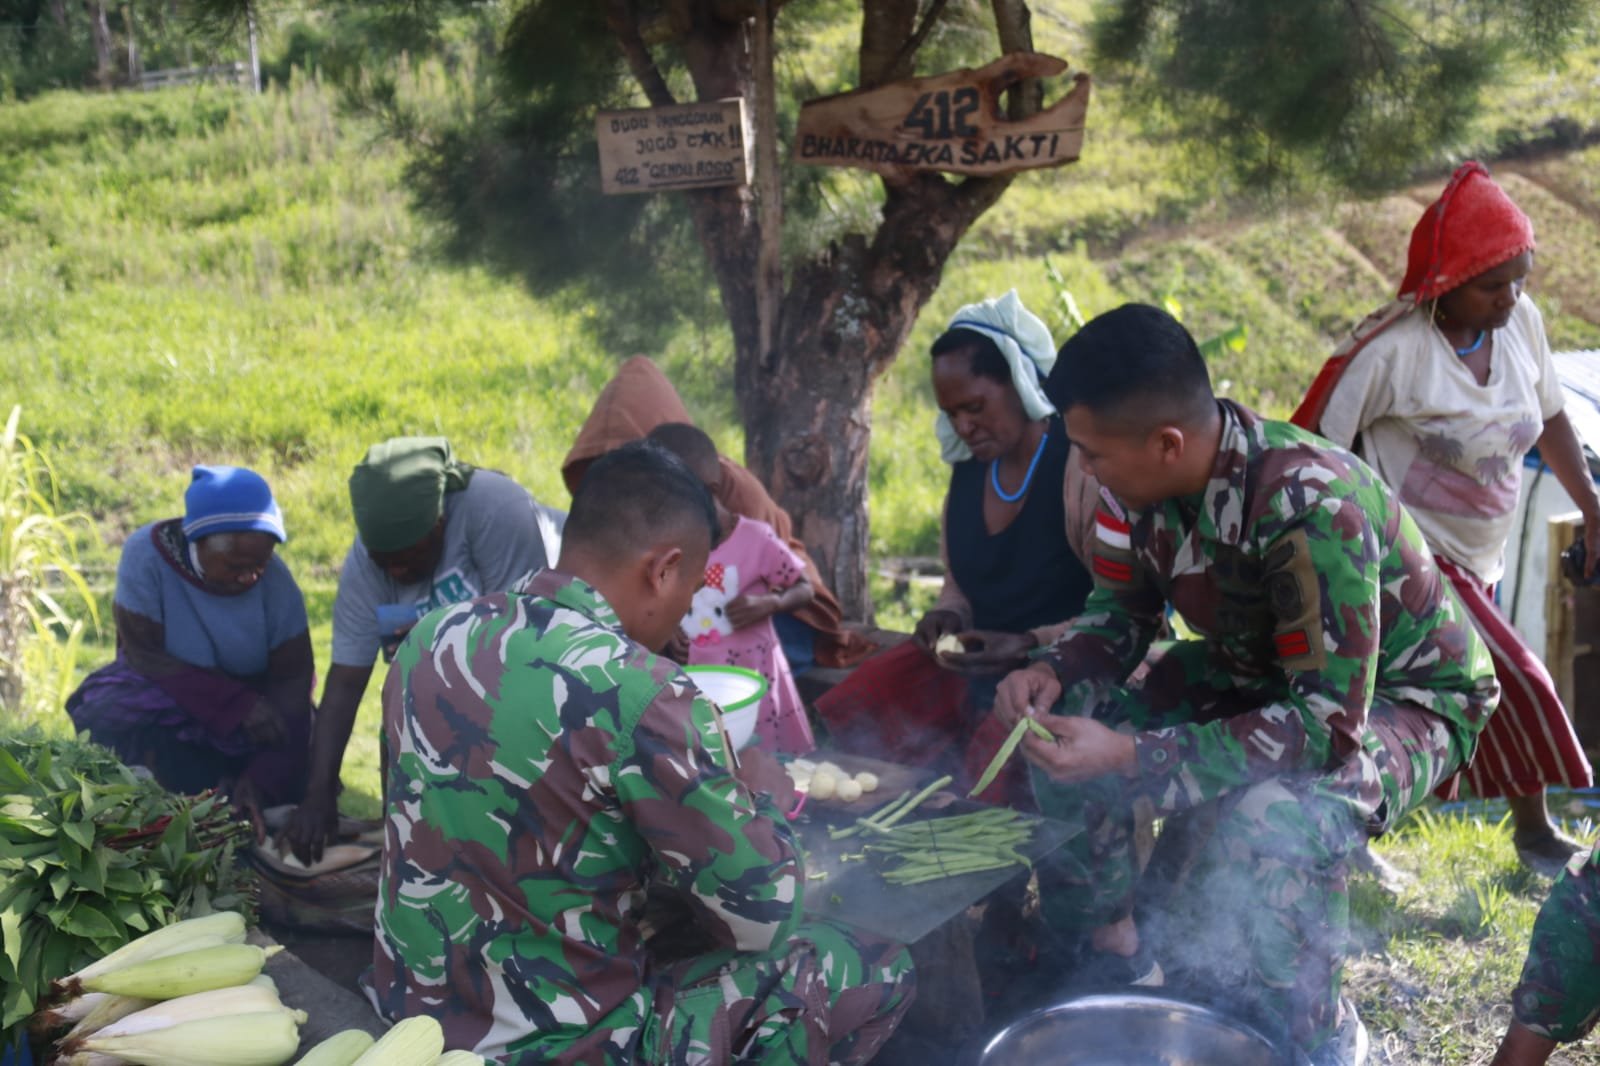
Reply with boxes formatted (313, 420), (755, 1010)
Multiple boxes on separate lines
(595, 98), (751, 195)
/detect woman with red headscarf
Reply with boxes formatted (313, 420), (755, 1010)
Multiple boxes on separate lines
(1294, 161), (1597, 876)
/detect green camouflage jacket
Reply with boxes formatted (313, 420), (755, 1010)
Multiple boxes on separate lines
(367, 569), (804, 1063)
(1045, 400), (1498, 813)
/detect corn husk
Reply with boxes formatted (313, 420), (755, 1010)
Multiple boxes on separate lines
(351, 1016), (445, 1065)
(80, 943), (281, 999)
(80, 1008), (305, 1066)
(57, 912), (245, 989)
(89, 982), (284, 1040)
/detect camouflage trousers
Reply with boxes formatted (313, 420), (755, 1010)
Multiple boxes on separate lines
(1031, 641), (1461, 1052)
(641, 918), (915, 1065)
(1512, 844), (1600, 1043)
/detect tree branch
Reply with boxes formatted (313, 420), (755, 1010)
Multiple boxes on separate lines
(883, 0), (951, 84)
(605, 0), (678, 106)
(859, 0), (920, 86)
(991, 0), (1041, 117)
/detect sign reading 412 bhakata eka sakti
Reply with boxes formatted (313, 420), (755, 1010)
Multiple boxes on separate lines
(595, 98), (752, 195)
(794, 53), (1089, 179)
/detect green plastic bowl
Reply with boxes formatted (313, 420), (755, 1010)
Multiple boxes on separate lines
(684, 664), (768, 750)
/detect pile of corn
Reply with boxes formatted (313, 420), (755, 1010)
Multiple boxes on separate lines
(29, 912), (485, 1066)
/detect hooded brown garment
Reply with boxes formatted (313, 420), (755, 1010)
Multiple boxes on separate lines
(562, 357), (874, 668)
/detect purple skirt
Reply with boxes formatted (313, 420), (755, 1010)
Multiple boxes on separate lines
(67, 658), (309, 807)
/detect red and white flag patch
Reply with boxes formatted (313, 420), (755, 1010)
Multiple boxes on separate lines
(1095, 509), (1132, 551)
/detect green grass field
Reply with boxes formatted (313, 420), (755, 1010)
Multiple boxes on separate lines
(7, 14), (1600, 1060)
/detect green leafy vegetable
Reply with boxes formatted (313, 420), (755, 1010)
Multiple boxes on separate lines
(0, 730), (256, 1050)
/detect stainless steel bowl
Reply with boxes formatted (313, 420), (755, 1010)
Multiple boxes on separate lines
(974, 993), (1294, 1066)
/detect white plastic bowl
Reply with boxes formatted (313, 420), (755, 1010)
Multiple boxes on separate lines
(684, 665), (767, 751)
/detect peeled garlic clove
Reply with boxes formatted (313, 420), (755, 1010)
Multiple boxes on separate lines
(854, 772), (879, 793)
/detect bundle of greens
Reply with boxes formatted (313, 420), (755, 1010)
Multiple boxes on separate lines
(0, 730), (256, 1049)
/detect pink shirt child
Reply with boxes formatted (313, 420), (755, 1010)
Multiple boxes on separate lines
(683, 515), (815, 754)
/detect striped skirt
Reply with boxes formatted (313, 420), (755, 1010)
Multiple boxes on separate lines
(1438, 557), (1594, 798)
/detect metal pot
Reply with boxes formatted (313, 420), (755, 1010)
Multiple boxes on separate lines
(973, 992), (1303, 1066)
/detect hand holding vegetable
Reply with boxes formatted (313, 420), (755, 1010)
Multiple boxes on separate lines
(1020, 715), (1137, 784)
(992, 661), (1061, 729)
(936, 629), (1037, 674)
(912, 609), (964, 656)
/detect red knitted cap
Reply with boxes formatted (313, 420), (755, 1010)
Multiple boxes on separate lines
(1398, 161), (1535, 302)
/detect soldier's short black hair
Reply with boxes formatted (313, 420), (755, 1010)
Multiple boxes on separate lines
(645, 422), (721, 486)
(1046, 303), (1215, 431)
(565, 440), (719, 561)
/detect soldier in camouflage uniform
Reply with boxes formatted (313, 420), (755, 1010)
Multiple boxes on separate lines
(1492, 845), (1600, 1065)
(994, 304), (1498, 1060)
(366, 442), (914, 1064)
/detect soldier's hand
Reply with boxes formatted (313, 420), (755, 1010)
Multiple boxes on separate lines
(993, 662), (1061, 730)
(1020, 716), (1137, 784)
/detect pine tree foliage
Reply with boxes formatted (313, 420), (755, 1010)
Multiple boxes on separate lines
(1091, 0), (1595, 188)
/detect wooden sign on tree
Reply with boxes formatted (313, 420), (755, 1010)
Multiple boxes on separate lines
(595, 98), (752, 195)
(794, 53), (1089, 179)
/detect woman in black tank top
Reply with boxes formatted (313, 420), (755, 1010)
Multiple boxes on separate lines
(815, 303), (1093, 807)
(917, 331), (1093, 663)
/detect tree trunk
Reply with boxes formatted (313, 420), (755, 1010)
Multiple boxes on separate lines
(246, 4), (261, 92)
(742, 171), (1016, 620)
(124, 4), (138, 81)
(85, 0), (113, 88)
(608, 0), (1040, 620)
(47, 0), (69, 29)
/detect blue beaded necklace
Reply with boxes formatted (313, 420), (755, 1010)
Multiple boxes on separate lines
(990, 429), (1049, 503)
(1454, 330), (1486, 357)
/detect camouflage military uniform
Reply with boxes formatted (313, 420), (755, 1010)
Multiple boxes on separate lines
(1033, 400), (1498, 1051)
(1511, 844), (1600, 1043)
(367, 569), (913, 1064)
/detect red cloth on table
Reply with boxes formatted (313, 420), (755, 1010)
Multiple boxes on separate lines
(813, 641), (1030, 807)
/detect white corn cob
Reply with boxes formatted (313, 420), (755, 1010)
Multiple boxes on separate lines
(62, 911), (246, 986)
(81, 942), (282, 999)
(62, 991), (158, 1040)
(293, 1028), (376, 1065)
(433, 1052), (489, 1065)
(80, 1008), (306, 1066)
(90, 982), (284, 1039)
(351, 1016), (445, 1065)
